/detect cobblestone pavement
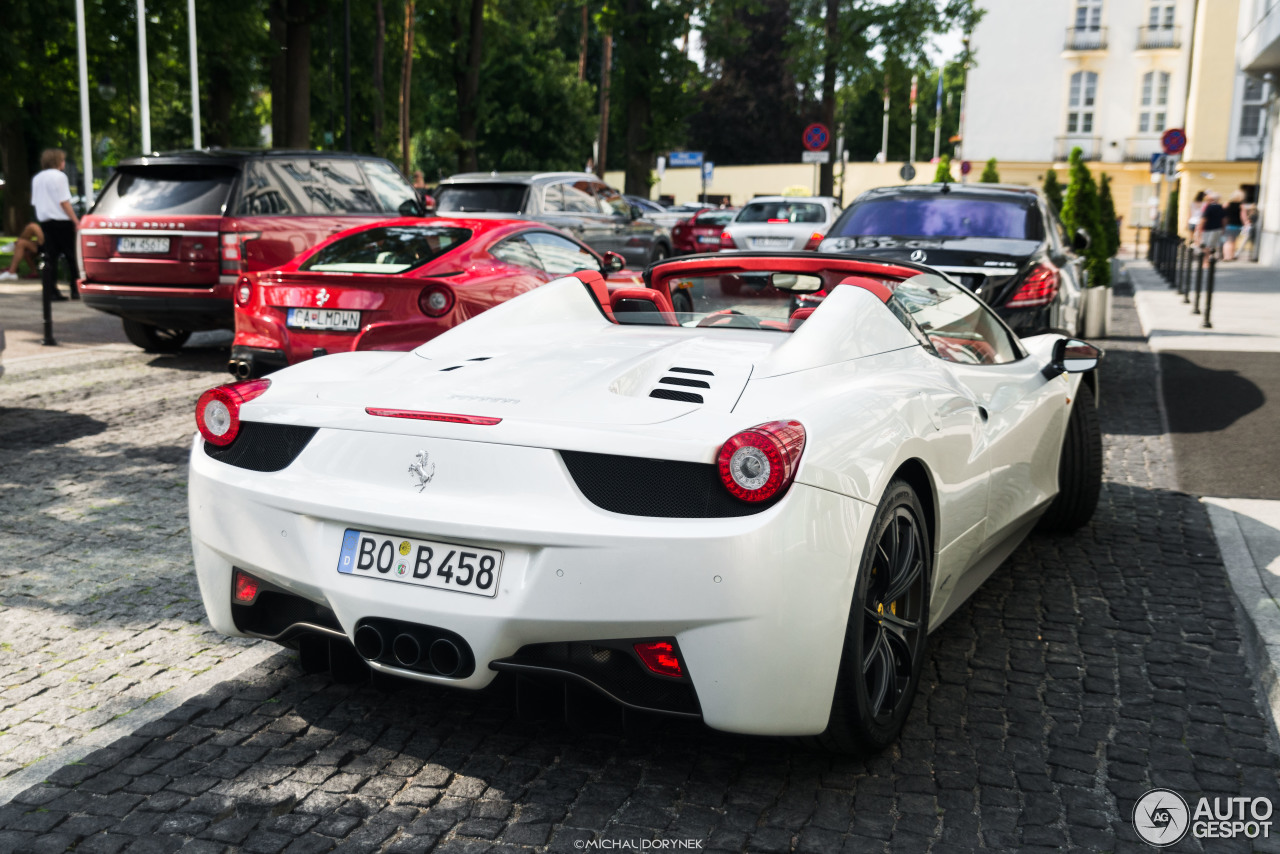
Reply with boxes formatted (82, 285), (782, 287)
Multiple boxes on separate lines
(3, 289), (1280, 852)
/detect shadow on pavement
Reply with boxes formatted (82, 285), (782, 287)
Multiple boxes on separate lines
(0, 408), (108, 449)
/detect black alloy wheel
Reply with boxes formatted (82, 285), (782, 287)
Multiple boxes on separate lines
(122, 318), (192, 353)
(817, 478), (930, 755)
(649, 243), (669, 265)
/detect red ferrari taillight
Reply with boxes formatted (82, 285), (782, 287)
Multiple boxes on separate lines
(234, 276), (253, 307)
(634, 641), (683, 678)
(233, 569), (261, 604)
(220, 231), (261, 275)
(195, 378), (271, 446)
(419, 284), (455, 317)
(1005, 264), (1059, 308)
(803, 231), (824, 251)
(716, 420), (806, 503)
(719, 231), (737, 250)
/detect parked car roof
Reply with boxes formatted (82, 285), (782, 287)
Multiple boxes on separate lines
(118, 149), (383, 168)
(441, 171), (607, 186)
(856, 184), (1043, 201)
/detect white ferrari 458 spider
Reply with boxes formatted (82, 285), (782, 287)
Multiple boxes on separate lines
(189, 252), (1102, 753)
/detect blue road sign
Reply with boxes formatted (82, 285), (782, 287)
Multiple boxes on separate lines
(1151, 153), (1166, 174)
(702, 161), (714, 183)
(668, 151), (704, 168)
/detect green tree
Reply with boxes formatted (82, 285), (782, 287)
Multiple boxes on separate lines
(933, 153), (952, 183)
(1062, 147), (1109, 287)
(1098, 172), (1120, 257)
(1043, 169), (1063, 214)
(980, 157), (998, 183)
(1164, 183), (1180, 236)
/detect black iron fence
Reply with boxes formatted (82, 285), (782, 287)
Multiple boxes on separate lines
(1149, 229), (1216, 329)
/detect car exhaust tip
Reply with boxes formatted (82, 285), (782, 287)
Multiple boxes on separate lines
(236, 360), (253, 379)
(392, 633), (421, 667)
(429, 638), (462, 676)
(353, 625), (384, 661)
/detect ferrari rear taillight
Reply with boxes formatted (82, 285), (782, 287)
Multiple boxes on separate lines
(419, 284), (455, 317)
(634, 641), (683, 678)
(720, 231), (737, 250)
(803, 232), (824, 251)
(195, 378), (271, 446)
(234, 276), (253, 307)
(716, 420), (806, 503)
(1005, 264), (1059, 308)
(233, 569), (261, 604)
(220, 231), (261, 275)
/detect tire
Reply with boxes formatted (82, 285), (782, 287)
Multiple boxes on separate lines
(816, 479), (931, 755)
(648, 243), (669, 265)
(672, 289), (693, 315)
(1037, 380), (1102, 532)
(122, 318), (191, 353)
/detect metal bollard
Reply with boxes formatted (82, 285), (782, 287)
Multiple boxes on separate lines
(1192, 248), (1205, 314)
(1174, 239), (1184, 289)
(1202, 254), (1216, 329)
(1147, 227), (1156, 262)
(1182, 245), (1192, 302)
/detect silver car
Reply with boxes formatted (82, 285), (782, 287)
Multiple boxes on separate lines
(721, 196), (841, 252)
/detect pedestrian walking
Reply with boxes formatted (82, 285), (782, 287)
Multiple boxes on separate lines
(31, 148), (80, 301)
(1224, 189), (1248, 261)
(1187, 190), (1206, 235)
(1195, 191), (1225, 261)
(0, 222), (43, 280)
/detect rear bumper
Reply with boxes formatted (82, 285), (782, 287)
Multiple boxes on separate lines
(189, 428), (873, 735)
(80, 281), (234, 330)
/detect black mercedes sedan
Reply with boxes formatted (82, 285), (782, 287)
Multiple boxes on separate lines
(818, 184), (1088, 336)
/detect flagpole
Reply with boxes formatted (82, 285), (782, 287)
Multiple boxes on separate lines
(137, 0), (151, 153)
(933, 70), (943, 161)
(188, 0), (201, 149)
(75, 0), (94, 205)
(909, 73), (918, 164)
(880, 74), (890, 163)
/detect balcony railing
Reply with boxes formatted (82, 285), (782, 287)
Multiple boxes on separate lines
(1138, 25), (1182, 49)
(1055, 136), (1103, 161)
(1064, 26), (1108, 50)
(1124, 137), (1164, 162)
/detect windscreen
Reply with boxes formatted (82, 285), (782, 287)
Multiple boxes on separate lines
(833, 196), (1038, 239)
(694, 210), (737, 227)
(93, 166), (236, 216)
(299, 226), (472, 274)
(434, 183), (529, 213)
(618, 272), (819, 332)
(736, 202), (826, 224)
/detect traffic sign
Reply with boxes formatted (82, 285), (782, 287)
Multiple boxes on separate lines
(802, 151), (830, 164)
(899, 163), (917, 181)
(960, 160), (972, 175)
(803, 123), (831, 152)
(1150, 153), (1166, 174)
(701, 161), (715, 183)
(1162, 128), (1187, 155)
(668, 151), (704, 167)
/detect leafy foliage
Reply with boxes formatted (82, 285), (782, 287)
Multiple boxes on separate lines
(1042, 169), (1063, 214)
(1098, 172), (1120, 257)
(933, 153), (952, 183)
(1061, 147), (1110, 288)
(979, 157), (998, 183)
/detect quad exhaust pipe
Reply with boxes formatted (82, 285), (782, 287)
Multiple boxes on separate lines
(351, 620), (470, 678)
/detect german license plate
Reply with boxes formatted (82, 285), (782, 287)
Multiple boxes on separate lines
(696, 235), (720, 244)
(337, 529), (502, 598)
(118, 236), (170, 254)
(752, 237), (792, 248)
(286, 308), (361, 331)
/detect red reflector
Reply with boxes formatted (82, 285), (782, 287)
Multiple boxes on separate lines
(365, 408), (502, 425)
(634, 641), (683, 678)
(233, 570), (260, 604)
(1005, 264), (1059, 308)
(767, 218), (789, 223)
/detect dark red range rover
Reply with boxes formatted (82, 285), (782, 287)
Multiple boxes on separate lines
(79, 150), (421, 351)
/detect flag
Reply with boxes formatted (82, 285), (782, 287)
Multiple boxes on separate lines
(910, 74), (918, 109)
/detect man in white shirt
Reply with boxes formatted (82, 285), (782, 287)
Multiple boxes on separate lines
(31, 148), (80, 302)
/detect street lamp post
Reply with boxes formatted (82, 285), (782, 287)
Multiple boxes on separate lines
(137, 0), (152, 153)
(188, 0), (201, 149)
(74, 0), (94, 205)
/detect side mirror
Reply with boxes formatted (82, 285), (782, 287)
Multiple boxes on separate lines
(398, 198), (426, 217)
(629, 204), (643, 221)
(1042, 338), (1102, 379)
(1072, 228), (1091, 253)
(602, 251), (626, 274)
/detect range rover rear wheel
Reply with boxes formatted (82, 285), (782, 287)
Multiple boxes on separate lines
(122, 319), (191, 353)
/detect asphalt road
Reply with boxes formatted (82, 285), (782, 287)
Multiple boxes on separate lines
(1, 283), (1279, 852)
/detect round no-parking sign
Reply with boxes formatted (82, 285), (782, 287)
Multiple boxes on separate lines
(803, 123), (830, 152)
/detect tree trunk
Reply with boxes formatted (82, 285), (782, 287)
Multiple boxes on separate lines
(399, 0), (415, 175)
(577, 3), (588, 82)
(209, 67), (233, 148)
(0, 123), (30, 235)
(285, 0), (311, 149)
(623, 87), (649, 196)
(374, 0), (385, 154)
(818, 0), (837, 196)
(456, 0), (484, 172)
(596, 33), (611, 179)
(270, 4), (288, 147)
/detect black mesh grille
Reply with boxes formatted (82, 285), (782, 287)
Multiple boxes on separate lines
(649, 389), (704, 404)
(204, 422), (318, 472)
(669, 367), (713, 376)
(560, 450), (778, 517)
(658, 376), (711, 388)
(492, 639), (701, 716)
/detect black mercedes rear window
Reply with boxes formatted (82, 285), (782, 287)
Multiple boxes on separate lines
(434, 183), (529, 213)
(299, 226), (472, 274)
(832, 195), (1041, 240)
(92, 166), (237, 216)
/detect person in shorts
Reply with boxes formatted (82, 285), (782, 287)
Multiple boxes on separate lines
(31, 148), (80, 300)
(1196, 191), (1225, 259)
(1224, 190), (1248, 261)
(0, 222), (44, 280)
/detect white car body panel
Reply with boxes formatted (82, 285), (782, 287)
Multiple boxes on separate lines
(189, 267), (1082, 736)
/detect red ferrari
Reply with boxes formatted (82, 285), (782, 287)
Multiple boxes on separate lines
(671, 207), (739, 255)
(229, 217), (639, 378)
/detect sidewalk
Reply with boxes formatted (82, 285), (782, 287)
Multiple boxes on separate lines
(1124, 257), (1280, 737)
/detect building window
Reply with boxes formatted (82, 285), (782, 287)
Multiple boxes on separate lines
(1241, 77), (1269, 138)
(1139, 71), (1170, 133)
(1076, 0), (1103, 29)
(1068, 71), (1098, 134)
(1148, 1), (1175, 28)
